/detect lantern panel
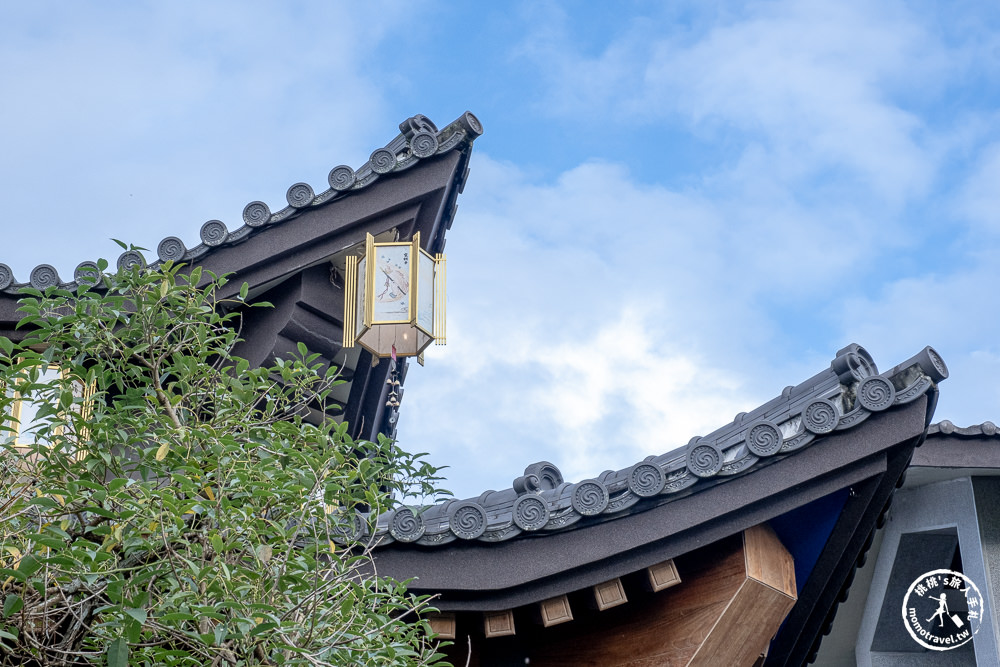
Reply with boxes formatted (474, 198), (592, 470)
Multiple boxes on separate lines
(416, 249), (435, 336)
(342, 255), (357, 348)
(434, 253), (446, 344)
(372, 244), (411, 324)
(355, 255), (367, 341)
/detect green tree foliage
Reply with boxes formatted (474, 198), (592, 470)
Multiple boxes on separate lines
(0, 260), (446, 666)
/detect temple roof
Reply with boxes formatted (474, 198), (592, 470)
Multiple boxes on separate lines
(374, 344), (948, 548)
(0, 112), (482, 293)
(0, 112), (482, 446)
(372, 343), (948, 665)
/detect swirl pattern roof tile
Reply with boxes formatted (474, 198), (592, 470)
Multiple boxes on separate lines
(373, 344), (949, 548)
(0, 112), (483, 294)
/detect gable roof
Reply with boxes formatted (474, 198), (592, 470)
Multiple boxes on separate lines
(0, 112), (481, 297)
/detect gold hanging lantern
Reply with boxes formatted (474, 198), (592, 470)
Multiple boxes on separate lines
(343, 232), (446, 359)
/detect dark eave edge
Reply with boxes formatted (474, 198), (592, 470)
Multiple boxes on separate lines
(0, 112), (483, 293)
(373, 344), (949, 548)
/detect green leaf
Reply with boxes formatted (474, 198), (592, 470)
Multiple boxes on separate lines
(107, 637), (129, 667)
(2, 594), (23, 618)
(239, 282), (249, 300)
(84, 505), (117, 519)
(249, 621), (278, 637)
(125, 618), (141, 643)
(158, 612), (197, 622)
(33, 536), (65, 550)
(0, 569), (25, 584)
(41, 555), (76, 568)
(0, 337), (13, 356)
(17, 555), (41, 577)
(124, 607), (147, 625)
(29, 496), (60, 509)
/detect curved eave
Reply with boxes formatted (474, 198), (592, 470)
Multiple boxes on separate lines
(372, 394), (933, 610)
(0, 112), (481, 341)
(374, 345), (946, 549)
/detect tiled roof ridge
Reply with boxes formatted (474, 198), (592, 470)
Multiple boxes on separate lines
(928, 420), (999, 437)
(373, 344), (948, 548)
(0, 112), (483, 294)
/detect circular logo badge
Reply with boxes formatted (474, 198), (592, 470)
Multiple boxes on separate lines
(902, 569), (984, 650)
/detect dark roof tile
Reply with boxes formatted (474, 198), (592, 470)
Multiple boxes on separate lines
(0, 112), (483, 294)
(928, 420), (999, 437)
(374, 344), (948, 548)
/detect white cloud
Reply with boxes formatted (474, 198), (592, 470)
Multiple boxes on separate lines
(838, 135), (1000, 428)
(402, 68), (1000, 495)
(399, 153), (854, 497)
(402, 301), (754, 497)
(0, 2), (403, 280)
(519, 1), (948, 207)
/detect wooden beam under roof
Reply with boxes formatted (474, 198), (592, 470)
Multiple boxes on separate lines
(539, 595), (573, 627)
(458, 523), (796, 666)
(592, 578), (628, 611)
(425, 612), (456, 640)
(687, 524), (796, 666)
(646, 558), (681, 592)
(483, 610), (515, 638)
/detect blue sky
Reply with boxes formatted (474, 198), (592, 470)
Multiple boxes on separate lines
(2, 1), (999, 498)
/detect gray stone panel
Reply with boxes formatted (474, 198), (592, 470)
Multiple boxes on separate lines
(973, 476), (1000, 658)
(870, 532), (958, 653)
